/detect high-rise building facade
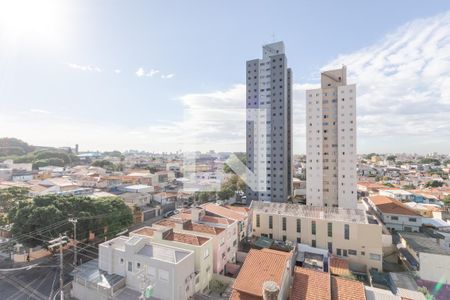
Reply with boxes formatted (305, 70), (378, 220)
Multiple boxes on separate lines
(306, 66), (357, 209)
(246, 41), (293, 203)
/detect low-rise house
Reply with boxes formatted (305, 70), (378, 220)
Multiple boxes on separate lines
(155, 209), (238, 275)
(252, 201), (383, 272)
(201, 203), (250, 241)
(130, 226), (213, 293)
(290, 266), (367, 300)
(398, 232), (450, 284)
(72, 235), (196, 300)
(379, 189), (414, 202)
(230, 248), (294, 300)
(368, 196), (422, 232)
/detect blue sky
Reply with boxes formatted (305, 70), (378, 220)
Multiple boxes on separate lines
(1, 0), (450, 154)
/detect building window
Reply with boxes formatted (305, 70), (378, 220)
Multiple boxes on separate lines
(344, 224), (350, 240)
(337, 248), (341, 256)
(312, 240), (316, 248)
(348, 249), (357, 256)
(296, 219), (301, 233)
(312, 221), (316, 235)
(269, 233), (273, 239)
(370, 253), (381, 261)
(256, 214), (260, 227)
(409, 218), (417, 222)
(128, 262), (132, 272)
(391, 216), (399, 221)
(269, 216), (273, 229)
(297, 237), (301, 243)
(282, 235), (286, 241)
(328, 223), (332, 237)
(328, 242), (333, 253)
(343, 249), (348, 257)
(282, 217), (287, 231)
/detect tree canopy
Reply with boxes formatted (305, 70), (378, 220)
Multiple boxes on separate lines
(425, 180), (444, 188)
(9, 195), (133, 247)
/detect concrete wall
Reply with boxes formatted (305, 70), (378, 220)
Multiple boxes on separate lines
(419, 252), (450, 284)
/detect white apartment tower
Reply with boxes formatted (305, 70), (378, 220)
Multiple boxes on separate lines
(306, 66), (357, 209)
(246, 41), (293, 203)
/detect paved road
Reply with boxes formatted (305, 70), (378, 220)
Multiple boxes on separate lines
(0, 246), (96, 300)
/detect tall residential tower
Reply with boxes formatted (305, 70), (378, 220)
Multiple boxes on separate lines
(246, 41), (293, 203)
(306, 66), (357, 209)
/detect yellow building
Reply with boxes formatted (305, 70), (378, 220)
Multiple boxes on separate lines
(251, 201), (383, 272)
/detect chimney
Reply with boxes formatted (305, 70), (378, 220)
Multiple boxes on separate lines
(262, 281), (279, 300)
(191, 207), (205, 223)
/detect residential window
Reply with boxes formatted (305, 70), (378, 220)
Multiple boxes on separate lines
(269, 216), (273, 229)
(159, 270), (169, 282)
(312, 240), (316, 248)
(312, 221), (316, 235)
(296, 219), (301, 233)
(297, 237), (301, 243)
(282, 217), (287, 231)
(348, 249), (357, 256)
(391, 216), (399, 221)
(344, 224), (350, 240)
(409, 218), (417, 222)
(328, 223), (332, 237)
(282, 235), (286, 242)
(343, 249), (348, 257)
(328, 242), (333, 253)
(256, 214), (260, 227)
(337, 248), (342, 256)
(128, 261), (132, 272)
(269, 233), (273, 239)
(370, 253), (381, 261)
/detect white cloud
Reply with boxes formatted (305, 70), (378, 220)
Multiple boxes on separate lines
(135, 67), (145, 77)
(66, 63), (102, 72)
(161, 73), (175, 79)
(29, 108), (51, 114)
(114, 69), (121, 74)
(135, 67), (161, 77)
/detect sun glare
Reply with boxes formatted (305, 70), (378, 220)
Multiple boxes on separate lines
(0, 0), (66, 46)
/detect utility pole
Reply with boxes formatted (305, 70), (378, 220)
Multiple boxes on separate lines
(48, 234), (68, 300)
(69, 217), (78, 266)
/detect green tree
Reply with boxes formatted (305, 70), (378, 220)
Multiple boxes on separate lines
(0, 187), (29, 219)
(425, 180), (444, 188)
(442, 195), (450, 206)
(402, 184), (416, 190)
(386, 155), (396, 161)
(10, 195), (133, 247)
(33, 158), (65, 169)
(419, 158), (440, 166)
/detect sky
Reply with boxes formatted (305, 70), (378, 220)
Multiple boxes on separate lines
(0, 0), (449, 154)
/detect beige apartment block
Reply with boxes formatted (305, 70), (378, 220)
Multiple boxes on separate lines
(306, 66), (357, 209)
(251, 201), (383, 272)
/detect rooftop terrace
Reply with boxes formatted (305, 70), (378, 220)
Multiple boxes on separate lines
(251, 201), (368, 224)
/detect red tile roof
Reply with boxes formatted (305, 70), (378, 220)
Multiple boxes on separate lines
(331, 276), (366, 300)
(201, 203), (246, 221)
(329, 256), (351, 277)
(155, 219), (225, 235)
(290, 267), (330, 300)
(132, 227), (209, 246)
(232, 249), (291, 298)
(369, 196), (421, 216)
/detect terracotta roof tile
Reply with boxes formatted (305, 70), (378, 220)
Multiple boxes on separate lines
(331, 276), (366, 300)
(232, 249), (291, 298)
(202, 203), (246, 221)
(155, 219), (225, 235)
(290, 267), (331, 300)
(329, 256), (351, 277)
(369, 196), (421, 216)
